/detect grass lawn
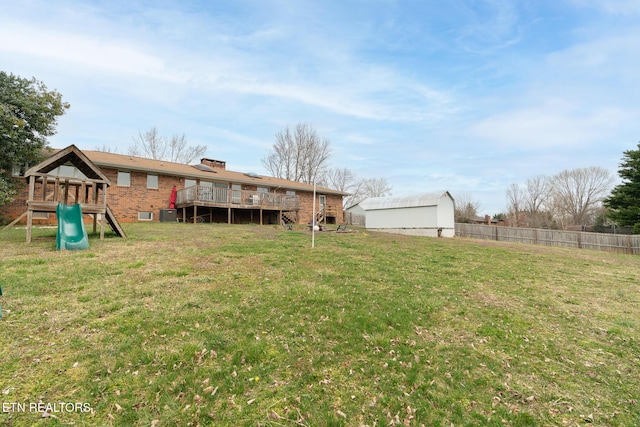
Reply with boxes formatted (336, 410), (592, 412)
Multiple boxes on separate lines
(0, 223), (639, 426)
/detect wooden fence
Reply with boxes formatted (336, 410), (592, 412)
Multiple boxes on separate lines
(455, 223), (640, 255)
(344, 211), (366, 227)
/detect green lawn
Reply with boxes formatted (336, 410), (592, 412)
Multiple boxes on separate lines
(1, 223), (639, 426)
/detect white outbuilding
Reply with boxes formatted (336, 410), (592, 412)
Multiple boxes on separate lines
(359, 191), (455, 237)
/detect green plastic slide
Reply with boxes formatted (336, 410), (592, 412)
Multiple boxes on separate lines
(56, 203), (89, 250)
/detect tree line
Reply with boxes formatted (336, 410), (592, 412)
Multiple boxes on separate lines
(504, 166), (613, 229)
(2, 70), (639, 234)
(495, 146), (640, 233)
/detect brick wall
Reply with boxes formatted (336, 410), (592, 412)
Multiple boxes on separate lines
(0, 178), (32, 223)
(297, 192), (344, 225)
(103, 168), (181, 222)
(1, 168), (345, 226)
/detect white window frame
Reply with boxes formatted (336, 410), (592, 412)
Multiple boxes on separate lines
(118, 171), (131, 187)
(232, 183), (241, 204)
(12, 164), (27, 177)
(47, 165), (87, 179)
(147, 174), (159, 189)
(213, 182), (228, 203)
(138, 211), (153, 221)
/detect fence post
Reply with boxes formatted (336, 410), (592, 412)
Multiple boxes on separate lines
(495, 226), (499, 241)
(578, 232), (582, 249)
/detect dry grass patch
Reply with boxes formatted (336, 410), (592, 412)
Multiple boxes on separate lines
(0, 223), (639, 426)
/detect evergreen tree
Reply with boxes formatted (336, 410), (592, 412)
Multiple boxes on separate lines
(604, 143), (640, 233)
(1, 71), (69, 204)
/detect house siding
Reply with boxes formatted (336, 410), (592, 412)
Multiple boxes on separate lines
(361, 192), (455, 238)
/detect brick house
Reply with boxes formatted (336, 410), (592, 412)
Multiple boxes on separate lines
(2, 146), (347, 228)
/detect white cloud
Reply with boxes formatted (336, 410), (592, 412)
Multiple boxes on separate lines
(0, 23), (187, 83)
(0, 16), (454, 125)
(469, 106), (629, 149)
(544, 29), (640, 80)
(568, 0), (640, 15)
(453, 0), (523, 53)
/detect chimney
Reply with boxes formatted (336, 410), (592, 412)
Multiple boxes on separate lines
(485, 214), (491, 225)
(200, 158), (226, 170)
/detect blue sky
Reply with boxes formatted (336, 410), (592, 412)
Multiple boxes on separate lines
(2, 0), (639, 214)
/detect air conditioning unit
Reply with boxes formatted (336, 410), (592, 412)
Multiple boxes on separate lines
(159, 209), (177, 222)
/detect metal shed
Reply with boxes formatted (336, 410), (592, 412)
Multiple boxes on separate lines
(359, 191), (455, 237)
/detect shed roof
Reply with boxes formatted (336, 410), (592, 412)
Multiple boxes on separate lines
(359, 191), (453, 210)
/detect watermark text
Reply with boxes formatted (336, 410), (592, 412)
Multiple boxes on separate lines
(2, 401), (92, 414)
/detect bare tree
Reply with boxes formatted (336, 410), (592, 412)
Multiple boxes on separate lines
(324, 168), (393, 208)
(94, 144), (119, 153)
(525, 176), (549, 214)
(130, 127), (165, 159)
(325, 167), (356, 193)
(361, 177), (392, 198)
(262, 122), (332, 184)
(343, 180), (365, 209)
(550, 166), (614, 228)
(506, 183), (525, 227)
(524, 175), (552, 228)
(166, 134), (204, 164)
(128, 126), (206, 164)
(454, 191), (481, 223)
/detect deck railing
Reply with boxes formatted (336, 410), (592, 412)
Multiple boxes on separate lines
(26, 173), (108, 209)
(176, 185), (299, 210)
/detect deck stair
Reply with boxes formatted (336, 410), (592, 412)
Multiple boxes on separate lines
(282, 211), (298, 224)
(315, 206), (325, 224)
(105, 205), (126, 238)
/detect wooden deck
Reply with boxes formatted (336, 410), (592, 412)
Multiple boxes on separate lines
(176, 186), (299, 210)
(175, 186), (300, 224)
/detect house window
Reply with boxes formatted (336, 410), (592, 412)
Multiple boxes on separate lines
(12, 163), (29, 177)
(184, 179), (197, 188)
(214, 182), (228, 203)
(57, 165), (74, 178)
(138, 211), (153, 221)
(257, 186), (270, 194)
(286, 190), (296, 196)
(232, 183), (241, 204)
(147, 174), (158, 189)
(57, 164), (87, 179)
(118, 171), (131, 187)
(198, 181), (213, 201)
